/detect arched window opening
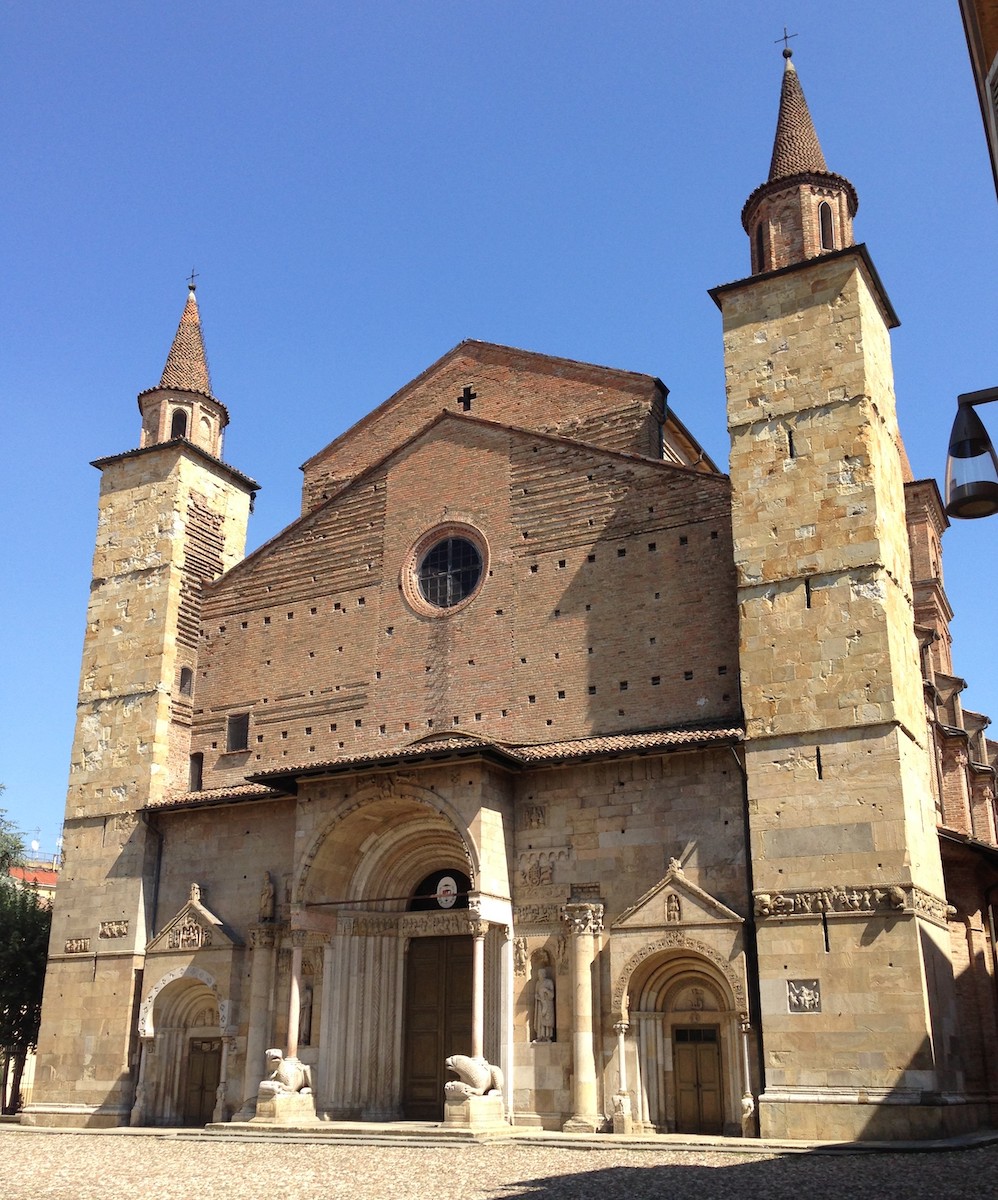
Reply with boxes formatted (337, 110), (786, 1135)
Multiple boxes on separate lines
(819, 201), (834, 250)
(755, 223), (765, 271)
(170, 409), (188, 439)
(179, 667), (194, 696)
(189, 753), (203, 792)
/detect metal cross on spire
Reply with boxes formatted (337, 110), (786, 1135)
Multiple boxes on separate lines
(187, 267), (200, 292)
(775, 26), (798, 54)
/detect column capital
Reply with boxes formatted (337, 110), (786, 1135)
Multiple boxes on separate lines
(613, 1020), (629, 1037)
(469, 918), (490, 939)
(291, 929), (309, 948)
(249, 926), (277, 950)
(561, 901), (604, 935)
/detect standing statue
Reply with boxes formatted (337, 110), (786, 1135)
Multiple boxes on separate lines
(259, 872), (276, 923)
(533, 966), (555, 1042)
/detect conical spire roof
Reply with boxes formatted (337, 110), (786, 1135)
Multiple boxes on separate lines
(158, 284), (213, 396)
(768, 51), (828, 181)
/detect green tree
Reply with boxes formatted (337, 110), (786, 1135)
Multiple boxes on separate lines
(0, 806), (52, 1114)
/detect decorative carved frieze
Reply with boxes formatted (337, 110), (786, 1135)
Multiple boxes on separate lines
(754, 883), (953, 924)
(351, 915), (397, 937)
(513, 903), (562, 926)
(399, 911), (472, 938)
(65, 938), (91, 954)
(99, 920), (129, 939)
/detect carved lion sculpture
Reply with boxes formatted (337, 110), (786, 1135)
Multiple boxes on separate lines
(444, 1054), (504, 1100)
(262, 1048), (312, 1095)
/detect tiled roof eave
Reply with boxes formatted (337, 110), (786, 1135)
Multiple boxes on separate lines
(245, 725), (746, 790)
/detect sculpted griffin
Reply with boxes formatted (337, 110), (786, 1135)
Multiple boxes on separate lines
(444, 1054), (504, 1100)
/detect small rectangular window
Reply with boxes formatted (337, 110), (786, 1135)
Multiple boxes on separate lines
(226, 712), (250, 752)
(189, 752), (203, 791)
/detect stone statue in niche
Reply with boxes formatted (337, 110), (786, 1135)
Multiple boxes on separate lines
(666, 893), (682, 923)
(444, 1055), (504, 1099)
(532, 966), (556, 1042)
(299, 983), (313, 1046)
(259, 872), (275, 923)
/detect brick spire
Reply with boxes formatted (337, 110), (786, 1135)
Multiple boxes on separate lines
(159, 283), (214, 397)
(741, 49), (858, 274)
(768, 50), (828, 181)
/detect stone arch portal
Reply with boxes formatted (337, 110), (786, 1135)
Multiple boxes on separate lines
(294, 782), (503, 1122)
(133, 971), (226, 1128)
(620, 946), (748, 1137)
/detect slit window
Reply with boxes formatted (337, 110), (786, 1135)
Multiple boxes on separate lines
(188, 753), (203, 792)
(819, 201), (834, 250)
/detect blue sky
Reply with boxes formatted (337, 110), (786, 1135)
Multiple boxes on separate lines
(3, 2), (997, 856)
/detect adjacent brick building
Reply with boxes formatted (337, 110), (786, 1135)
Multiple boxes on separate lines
(24, 52), (998, 1139)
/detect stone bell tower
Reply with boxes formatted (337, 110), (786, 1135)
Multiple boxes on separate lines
(25, 285), (257, 1127)
(711, 52), (965, 1141)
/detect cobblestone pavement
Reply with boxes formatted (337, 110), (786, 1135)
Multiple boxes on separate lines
(1, 1131), (997, 1200)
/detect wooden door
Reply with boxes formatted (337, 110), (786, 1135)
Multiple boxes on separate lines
(182, 1038), (221, 1126)
(401, 936), (472, 1119)
(673, 1026), (722, 1134)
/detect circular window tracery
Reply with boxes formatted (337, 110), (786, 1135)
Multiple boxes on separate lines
(402, 524), (488, 616)
(418, 537), (482, 609)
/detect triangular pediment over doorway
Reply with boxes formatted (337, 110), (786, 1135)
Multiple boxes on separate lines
(146, 882), (242, 954)
(612, 860), (743, 930)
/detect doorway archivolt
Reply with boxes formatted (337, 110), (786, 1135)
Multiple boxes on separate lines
(620, 947), (747, 1136)
(134, 971), (224, 1128)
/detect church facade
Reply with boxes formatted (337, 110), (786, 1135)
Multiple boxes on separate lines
(25, 54), (998, 1141)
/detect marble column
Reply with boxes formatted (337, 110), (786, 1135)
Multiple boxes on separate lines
(739, 1017), (755, 1132)
(286, 931), (307, 1060)
(470, 917), (489, 1059)
(239, 925), (276, 1116)
(560, 901), (604, 1132)
(612, 1019), (632, 1133)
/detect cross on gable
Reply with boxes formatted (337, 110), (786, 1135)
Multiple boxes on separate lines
(458, 385), (477, 412)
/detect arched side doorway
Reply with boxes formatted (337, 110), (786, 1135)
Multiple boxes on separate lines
(135, 974), (222, 1127)
(624, 950), (745, 1136)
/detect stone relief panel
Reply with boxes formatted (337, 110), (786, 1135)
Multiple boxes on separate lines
(99, 920), (128, 939)
(65, 938), (91, 954)
(513, 903), (562, 927)
(168, 918), (212, 950)
(517, 849), (568, 890)
(787, 979), (821, 1013)
(513, 937), (528, 976)
(518, 805), (546, 830)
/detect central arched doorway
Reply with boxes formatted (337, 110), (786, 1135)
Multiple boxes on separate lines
(401, 869), (473, 1119)
(299, 783), (507, 1121)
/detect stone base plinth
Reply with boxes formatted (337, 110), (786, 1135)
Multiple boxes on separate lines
(443, 1094), (509, 1132)
(758, 1091), (980, 1142)
(611, 1092), (633, 1135)
(252, 1090), (319, 1125)
(562, 1113), (602, 1133)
